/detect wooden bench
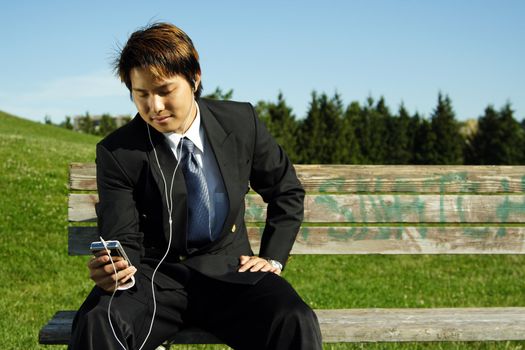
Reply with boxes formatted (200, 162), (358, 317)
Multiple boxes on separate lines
(40, 164), (525, 346)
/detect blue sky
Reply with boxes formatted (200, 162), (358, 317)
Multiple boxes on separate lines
(1, 0), (524, 123)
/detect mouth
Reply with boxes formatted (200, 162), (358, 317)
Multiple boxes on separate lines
(151, 115), (170, 123)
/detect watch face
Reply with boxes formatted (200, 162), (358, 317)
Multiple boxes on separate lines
(269, 260), (282, 270)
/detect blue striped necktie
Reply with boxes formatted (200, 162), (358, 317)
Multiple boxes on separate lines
(180, 137), (211, 247)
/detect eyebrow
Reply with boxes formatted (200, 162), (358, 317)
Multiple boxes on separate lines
(132, 83), (174, 92)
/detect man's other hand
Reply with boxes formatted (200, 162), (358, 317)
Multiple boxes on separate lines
(238, 255), (281, 275)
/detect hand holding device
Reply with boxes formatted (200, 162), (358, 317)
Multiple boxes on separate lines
(90, 239), (133, 267)
(88, 238), (136, 292)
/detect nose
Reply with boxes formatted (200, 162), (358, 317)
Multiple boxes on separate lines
(149, 94), (164, 114)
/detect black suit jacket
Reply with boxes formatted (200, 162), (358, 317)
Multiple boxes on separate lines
(95, 98), (304, 289)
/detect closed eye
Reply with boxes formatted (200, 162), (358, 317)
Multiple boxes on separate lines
(158, 89), (174, 97)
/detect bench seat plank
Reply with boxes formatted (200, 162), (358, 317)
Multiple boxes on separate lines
(317, 308), (525, 342)
(39, 307), (525, 344)
(38, 311), (222, 345)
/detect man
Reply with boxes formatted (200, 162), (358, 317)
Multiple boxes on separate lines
(68, 22), (322, 350)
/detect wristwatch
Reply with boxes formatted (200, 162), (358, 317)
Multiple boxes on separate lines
(266, 259), (283, 270)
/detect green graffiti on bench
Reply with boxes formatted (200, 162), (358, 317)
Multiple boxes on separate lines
(496, 196), (525, 237)
(315, 195), (355, 222)
(309, 174), (525, 242)
(247, 173), (525, 243)
(244, 195), (264, 222)
(318, 177), (346, 192)
(419, 172), (471, 193)
(501, 178), (510, 192)
(316, 171), (488, 193)
(494, 179), (525, 237)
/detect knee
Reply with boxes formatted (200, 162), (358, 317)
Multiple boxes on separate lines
(74, 303), (112, 330)
(268, 299), (322, 349)
(275, 297), (318, 327)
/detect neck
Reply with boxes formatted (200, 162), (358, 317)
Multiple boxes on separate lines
(178, 99), (197, 135)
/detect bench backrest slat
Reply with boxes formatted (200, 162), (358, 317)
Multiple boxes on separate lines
(70, 163), (525, 194)
(70, 193), (525, 224)
(68, 164), (525, 255)
(69, 226), (525, 255)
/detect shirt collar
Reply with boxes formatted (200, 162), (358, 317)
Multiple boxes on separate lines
(163, 102), (204, 153)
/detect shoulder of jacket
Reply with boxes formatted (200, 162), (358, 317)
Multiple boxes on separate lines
(200, 98), (254, 114)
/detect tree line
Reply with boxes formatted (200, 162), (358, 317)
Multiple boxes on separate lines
(255, 91), (524, 165)
(52, 88), (525, 165)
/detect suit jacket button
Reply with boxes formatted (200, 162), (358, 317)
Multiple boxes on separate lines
(231, 224), (236, 233)
(179, 255), (186, 261)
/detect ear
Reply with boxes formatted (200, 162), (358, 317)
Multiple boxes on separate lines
(193, 73), (201, 92)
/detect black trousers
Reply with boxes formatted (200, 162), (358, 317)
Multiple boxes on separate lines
(68, 269), (322, 350)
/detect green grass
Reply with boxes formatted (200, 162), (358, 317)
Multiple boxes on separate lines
(0, 111), (98, 349)
(1, 110), (524, 349)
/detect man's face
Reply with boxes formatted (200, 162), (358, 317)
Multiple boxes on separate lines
(130, 66), (200, 134)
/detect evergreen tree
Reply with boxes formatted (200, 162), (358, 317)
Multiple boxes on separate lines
(255, 100), (271, 125)
(203, 87), (233, 100)
(371, 97), (390, 163)
(385, 103), (412, 164)
(319, 93), (347, 163)
(427, 93), (464, 164)
(255, 93), (299, 162)
(467, 104), (524, 164)
(60, 116), (74, 130)
(342, 101), (363, 164)
(297, 92), (326, 163)
(355, 96), (389, 164)
(412, 114), (436, 164)
(465, 105), (498, 164)
(297, 92), (352, 163)
(499, 104), (525, 164)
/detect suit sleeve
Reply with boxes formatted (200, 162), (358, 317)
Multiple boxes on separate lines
(248, 105), (305, 269)
(95, 143), (143, 266)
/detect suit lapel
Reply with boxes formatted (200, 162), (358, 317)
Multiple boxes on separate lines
(199, 100), (241, 237)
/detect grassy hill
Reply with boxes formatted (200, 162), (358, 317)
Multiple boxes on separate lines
(0, 110), (524, 349)
(0, 111), (99, 349)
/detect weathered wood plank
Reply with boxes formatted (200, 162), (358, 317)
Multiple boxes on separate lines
(68, 194), (99, 222)
(68, 226), (525, 255)
(70, 193), (525, 224)
(302, 194), (525, 224)
(316, 307), (525, 342)
(295, 165), (525, 194)
(69, 163), (97, 191)
(70, 163), (525, 193)
(39, 307), (525, 344)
